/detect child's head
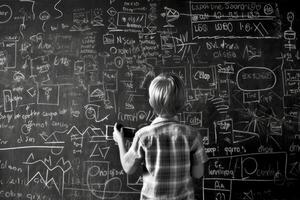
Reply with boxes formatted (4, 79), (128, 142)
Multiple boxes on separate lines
(148, 73), (185, 117)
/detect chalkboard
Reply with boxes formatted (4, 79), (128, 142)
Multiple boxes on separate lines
(0, 0), (299, 199)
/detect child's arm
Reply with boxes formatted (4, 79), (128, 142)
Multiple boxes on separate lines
(191, 133), (208, 179)
(191, 162), (204, 178)
(113, 123), (138, 174)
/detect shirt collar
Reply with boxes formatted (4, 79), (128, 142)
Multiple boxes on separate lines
(151, 115), (179, 125)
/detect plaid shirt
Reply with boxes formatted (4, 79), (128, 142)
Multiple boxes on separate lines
(124, 117), (208, 200)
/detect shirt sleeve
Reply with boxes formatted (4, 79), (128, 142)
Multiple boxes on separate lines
(123, 133), (144, 169)
(191, 133), (208, 165)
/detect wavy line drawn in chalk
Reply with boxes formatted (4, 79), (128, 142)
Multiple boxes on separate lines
(23, 153), (72, 195)
(210, 97), (230, 115)
(67, 125), (105, 138)
(54, 0), (63, 19)
(19, 15), (26, 38)
(67, 125), (105, 154)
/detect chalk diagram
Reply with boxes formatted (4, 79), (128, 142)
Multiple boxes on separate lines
(86, 161), (122, 199)
(23, 153), (72, 195)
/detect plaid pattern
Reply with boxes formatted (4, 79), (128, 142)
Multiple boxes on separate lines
(124, 117), (208, 200)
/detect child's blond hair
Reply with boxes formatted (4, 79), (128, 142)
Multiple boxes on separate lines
(148, 73), (185, 117)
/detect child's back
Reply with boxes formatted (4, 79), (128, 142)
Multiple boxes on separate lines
(132, 119), (207, 200)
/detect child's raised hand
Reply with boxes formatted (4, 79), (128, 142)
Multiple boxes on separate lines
(113, 123), (124, 144)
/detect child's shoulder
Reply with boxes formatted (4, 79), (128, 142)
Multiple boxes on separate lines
(134, 124), (153, 137)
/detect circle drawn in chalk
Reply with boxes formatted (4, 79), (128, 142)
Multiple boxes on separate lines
(88, 165), (101, 176)
(114, 56), (123, 68)
(39, 10), (50, 21)
(0, 5), (12, 24)
(85, 107), (96, 120)
(263, 4), (274, 15)
(21, 124), (31, 135)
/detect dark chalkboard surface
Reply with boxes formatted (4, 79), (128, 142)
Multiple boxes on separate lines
(0, 0), (299, 199)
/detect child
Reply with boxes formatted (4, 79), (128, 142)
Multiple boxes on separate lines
(113, 73), (207, 200)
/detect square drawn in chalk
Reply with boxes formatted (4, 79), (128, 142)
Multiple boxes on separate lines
(215, 119), (233, 133)
(103, 33), (114, 45)
(203, 186), (231, 200)
(184, 112), (202, 128)
(3, 90), (13, 112)
(37, 85), (59, 105)
(203, 179), (232, 191)
(191, 67), (215, 90)
(243, 91), (260, 103)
